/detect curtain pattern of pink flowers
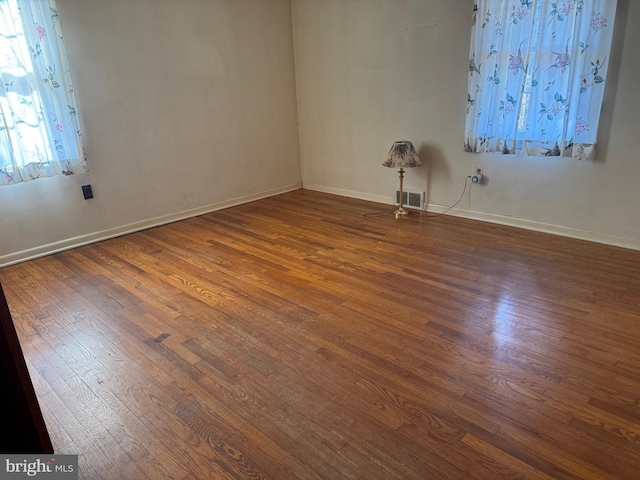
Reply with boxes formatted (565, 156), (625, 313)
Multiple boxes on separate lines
(465, 0), (617, 160)
(0, 0), (87, 186)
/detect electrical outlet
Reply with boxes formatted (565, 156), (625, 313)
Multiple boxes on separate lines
(474, 166), (483, 176)
(82, 184), (93, 200)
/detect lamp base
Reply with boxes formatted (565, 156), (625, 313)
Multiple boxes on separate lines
(393, 168), (410, 219)
(393, 207), (409, 219)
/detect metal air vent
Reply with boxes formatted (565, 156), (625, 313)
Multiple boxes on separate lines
(394, 190), (425, 210)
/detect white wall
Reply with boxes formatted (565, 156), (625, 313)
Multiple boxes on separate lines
(293, 0), (640, 249)
(2, 0), (638, 265)
(0, 0), (301, 265)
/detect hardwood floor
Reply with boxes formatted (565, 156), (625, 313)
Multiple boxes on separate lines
(2, 189), (640, 479)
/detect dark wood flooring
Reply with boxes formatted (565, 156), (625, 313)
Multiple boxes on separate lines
(2, 189), (640, 479)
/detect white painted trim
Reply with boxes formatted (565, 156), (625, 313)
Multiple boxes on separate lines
(425, 204), (640, 251)
(0, 183), (302, 268)
(303, 183), (640, 251)
(302, 182), (391, 206)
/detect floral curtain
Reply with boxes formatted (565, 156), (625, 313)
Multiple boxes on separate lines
(0, 0), (87, 186)
(465, 0), (617, 160)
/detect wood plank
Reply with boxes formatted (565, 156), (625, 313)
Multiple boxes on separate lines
(1, 189), (640, 478)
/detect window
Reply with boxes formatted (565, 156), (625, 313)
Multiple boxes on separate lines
(0, 0), (86, 186)
(464, 0), (617, 160)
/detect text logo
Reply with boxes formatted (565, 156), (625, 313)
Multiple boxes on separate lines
(1, 455), (78, 479)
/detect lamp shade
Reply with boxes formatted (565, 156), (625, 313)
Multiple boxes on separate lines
(383, 141), (421, 168)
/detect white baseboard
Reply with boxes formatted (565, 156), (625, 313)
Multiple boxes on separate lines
(426, 204), (640, 251)
(303, 183), (640, 251)
(302, 183), (391, 205)
(0, 182), (302, 268)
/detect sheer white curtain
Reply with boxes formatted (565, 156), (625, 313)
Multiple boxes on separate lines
(465, 0), (617, 160)
(0, 0), (87, 186)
